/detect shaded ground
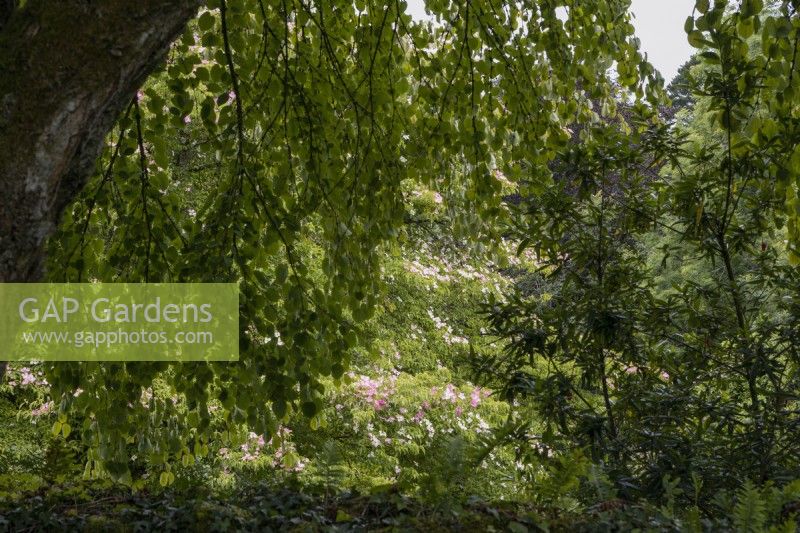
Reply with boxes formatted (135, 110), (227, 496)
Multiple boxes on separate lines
(0, 481), (679, 532)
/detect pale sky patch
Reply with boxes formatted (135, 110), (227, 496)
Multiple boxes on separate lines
(629, 0), (696, 82)
(404, 0), (696, 82)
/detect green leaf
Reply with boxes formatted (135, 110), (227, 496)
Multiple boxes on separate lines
(301, 401), (317, 417)
(688, 31), (708, 48)
(276, 263), (289, 284)
(198, 11), (215, 31)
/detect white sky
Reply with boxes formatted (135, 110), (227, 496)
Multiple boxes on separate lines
(405, 0), (695, 83)
(629, 0), (695, 82)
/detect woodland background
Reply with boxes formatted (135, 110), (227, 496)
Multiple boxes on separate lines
(1, 0), (800, 530)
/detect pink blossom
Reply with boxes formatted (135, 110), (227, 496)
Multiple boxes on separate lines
(625, 366), (639, 374)
(183, 115), (192, 124)
(455, 406), (463, 417)
(442, 384), (457, 402)
(20, 367), (36, 386)
(354, 374), (394, 411)
(470, 388), (482, 408)
(412, 410), (424, 423)
(31, 401), (53, 417)
(660, 371), (670, 381)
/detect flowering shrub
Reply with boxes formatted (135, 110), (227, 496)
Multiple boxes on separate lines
(0, 212), (535, 501)
(283, 362), (518, 499)
(222, 427), (308, 473)
(5, 366), (49, 390)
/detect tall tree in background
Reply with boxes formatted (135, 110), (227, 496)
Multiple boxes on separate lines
(667, 55), (700, 110)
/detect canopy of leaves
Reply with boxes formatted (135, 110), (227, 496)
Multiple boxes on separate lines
(40, 0), (661, 483)
(3, 1), (800, 527)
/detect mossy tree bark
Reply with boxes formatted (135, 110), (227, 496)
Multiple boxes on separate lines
(0, 0), (203, 379)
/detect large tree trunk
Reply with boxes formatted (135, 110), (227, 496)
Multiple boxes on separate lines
(0, 0), (203, 380)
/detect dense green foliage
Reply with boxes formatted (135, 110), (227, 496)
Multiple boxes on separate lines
(2, 0), (800, 530)
(481, 0), (800, 518)
(40, 0), (661, 485)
